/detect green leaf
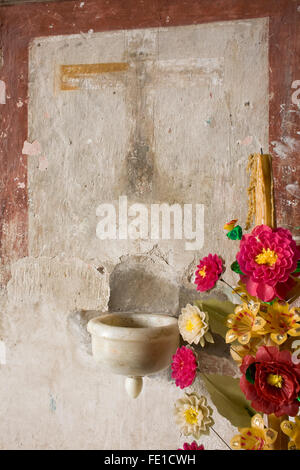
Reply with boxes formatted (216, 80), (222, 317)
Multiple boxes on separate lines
(293, 260), (300, 273)
(245, 363), (256, 384)
(230, 260), (245, 275)
(200, 373), (256, 429)
(195, 298), (235, 339)
(226, 225), (242, 240)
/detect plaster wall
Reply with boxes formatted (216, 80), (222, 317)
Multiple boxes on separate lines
(0, 18), (269, 449)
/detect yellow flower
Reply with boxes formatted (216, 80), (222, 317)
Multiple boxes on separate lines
(280, 417), (300, 450)
(226, 302), (265, 345)
(230, 414), (277, 450)
(259, 302), (300, 345)
(178, 304), (214, 347)
(230, 337), (264, 366)
(174, 392), (213, 439)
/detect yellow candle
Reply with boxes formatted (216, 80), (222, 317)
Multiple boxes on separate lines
(255, 153), (275, 228)
(246, 153), (276, 229)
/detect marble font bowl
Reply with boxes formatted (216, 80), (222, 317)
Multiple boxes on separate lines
(87, 312), (179, 398)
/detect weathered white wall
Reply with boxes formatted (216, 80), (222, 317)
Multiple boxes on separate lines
(0, 18), (268, 449)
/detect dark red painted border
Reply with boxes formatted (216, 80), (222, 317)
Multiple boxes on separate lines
(269, 5), (300, 232)
(0, 0), (299, 269)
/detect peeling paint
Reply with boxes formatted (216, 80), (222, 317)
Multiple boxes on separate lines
(271, 137), (300, 159)
(286, 182), (300, 200)
(22, 140), (42, 156)
(0, 80), (6, 104)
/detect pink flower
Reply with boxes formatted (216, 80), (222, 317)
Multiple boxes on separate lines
(194, 254), (223, 292)
(178, 441), (204, 450)
(240, 346), (300, 417)
(171, 346), (197, 389)
(236, 225), (299, 302)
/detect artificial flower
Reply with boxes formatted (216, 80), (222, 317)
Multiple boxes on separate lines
(174, 392), (213, 439)
(226, 302), (265, 345)
(280, 417), (300, 450)
(236, 224), (299, 302)
(194, 254), (223, 292)
(171, 346), (198, 389)
(178, 304), (214, 347)
(230, 337), (264, 366)
(230, 414), (277, 450)
(224, 219), (238, 231)
(240, 345), (300, 417)
(178, 441), (204, 450)
(259, 301), (300, 345)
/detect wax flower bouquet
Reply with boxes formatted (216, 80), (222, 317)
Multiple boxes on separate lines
(173, 154), (300, 450)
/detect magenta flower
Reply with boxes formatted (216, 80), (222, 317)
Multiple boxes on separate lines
(171, 346), (197, 389)
(178, 441), (204, 450)
(194, 254), (223, 292)
(236, 225), (299, 302)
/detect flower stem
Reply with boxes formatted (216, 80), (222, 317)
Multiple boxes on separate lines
(211, 426), (232, 450)
(219, 278), (247, 303)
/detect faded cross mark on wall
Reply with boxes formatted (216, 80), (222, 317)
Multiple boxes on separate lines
(59, 54), (223, 199)
(28, 21), (268, 271)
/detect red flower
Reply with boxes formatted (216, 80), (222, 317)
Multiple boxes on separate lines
(240, 346), (300, 417)
(171, 346), (197, 389)
(194, 254), (223, 292)
(236, 225), (299, 302)
(178, 441), (204, 450)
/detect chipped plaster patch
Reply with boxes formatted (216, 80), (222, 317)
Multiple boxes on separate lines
(7, 256), (110, 312)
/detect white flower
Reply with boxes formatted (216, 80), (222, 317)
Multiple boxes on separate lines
(178, 304), (214, 347)
(174, 392), (213, 438)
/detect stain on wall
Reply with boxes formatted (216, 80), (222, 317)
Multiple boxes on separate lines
(28, 21), (268, 276)
(60, 62), (129, 91)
